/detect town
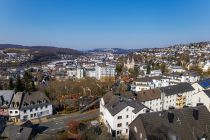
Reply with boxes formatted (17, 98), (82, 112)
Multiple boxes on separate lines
(1, 41), (210, 139)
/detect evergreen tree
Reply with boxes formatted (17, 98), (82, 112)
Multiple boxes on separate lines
(15, 75), (24, 92)
(8, 77), (14, 90)
(146, 64), (151, 74)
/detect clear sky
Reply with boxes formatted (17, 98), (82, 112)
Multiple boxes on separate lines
(0, 0), (210, 50)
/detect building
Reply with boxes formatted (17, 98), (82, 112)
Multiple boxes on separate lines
(100, 92), (150, 138)
(129, 106), (210, 140)
(192, 90), (210, 111)
(137, 83), (196, 111)
(8, 91), (52, 122)
(0, 90), (14, 118)
(192, 78), (210, 92)
(124, 57), (135, 70)
(1, 125), (33, 140)
(95, 64), (115, 81)
(131, 76), (171, 92)
(169, 65), (185, 73)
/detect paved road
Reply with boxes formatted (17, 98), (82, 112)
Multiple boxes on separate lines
(38, 109), (99, 134)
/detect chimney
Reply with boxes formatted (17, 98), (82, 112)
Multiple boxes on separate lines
(19, 127), (23, 133)
(168, 112), (174, 123)
(193, 109), (199, 120)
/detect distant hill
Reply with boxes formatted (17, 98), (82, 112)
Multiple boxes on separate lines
(0, 44), (83, 63)
(86, 48), (139, 54)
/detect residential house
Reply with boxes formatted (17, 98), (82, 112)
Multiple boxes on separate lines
(0, 90), (14, 118)
(100, 92), (150, 138)
(129, 106), (210, 140)
(8, 91), (52, 122)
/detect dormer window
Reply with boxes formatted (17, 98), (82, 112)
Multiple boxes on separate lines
(30, 101), (35, 105)
(16, 102), (19, 107)
(37, 100), (42, 104)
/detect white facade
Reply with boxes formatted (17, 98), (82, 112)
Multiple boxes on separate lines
(100, 97), (148, 137)
(192, 91), (210, 111)
(95, 64), (115, 80)
(19, 104), (53, 121)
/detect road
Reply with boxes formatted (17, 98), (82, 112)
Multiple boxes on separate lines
(38, 109), (99, 134)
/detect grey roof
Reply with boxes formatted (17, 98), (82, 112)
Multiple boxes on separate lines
(159, 83), (195, 96)
(203, 90), (210, 98)
(0, 90), (14, 107)
(1, 125), (32, 140)
(20, 91), (51, 110)
(129, 106), (210, 140)
(9, 92), (23, 109)
(104, 94), (147, 116)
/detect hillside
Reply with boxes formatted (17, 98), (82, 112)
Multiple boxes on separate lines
(0, 44), (83, 63)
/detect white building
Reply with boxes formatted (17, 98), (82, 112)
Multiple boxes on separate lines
(169, 65), (185, 73)
(95, 64), (115, 81)
(137, 83), (196, 111)
(131, 76), (172, 92)
(100, 92), (149, 138)
(8, 91), (52, 122)
(192, 90), (210, 111)
(202, 60), (210, 72)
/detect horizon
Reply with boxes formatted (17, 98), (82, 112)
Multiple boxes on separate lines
(0, 0), (210, 49)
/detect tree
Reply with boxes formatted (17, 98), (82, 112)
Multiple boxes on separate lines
(115, 64), (123, 75)
(8, 77), (14, 90)
(15, 75), (24, 92)
(146, 64), (151, 74)
(160, 63), (166, 74)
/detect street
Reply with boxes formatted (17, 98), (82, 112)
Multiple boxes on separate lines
(38, 109), (99, 134)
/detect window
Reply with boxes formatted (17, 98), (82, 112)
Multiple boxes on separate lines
(24, 110), (26, 113)
(117, 116), (122, 119)
(126, 129), (128, 133)
(45, 105), (48, 108)
(126, 122), (129, 126)
(35, 108), (38, 111)
(40, 106), (43, 109)
(10, 111), (12, 114)
(34, 113), (36, 117)
(30, 109), (33, 112)
(117, 123), (122, 127)
(126, 115), (129, 118)
(30, 114), (33, 118)
(15, 111), (18, 114)
(126, 108), (129, 111)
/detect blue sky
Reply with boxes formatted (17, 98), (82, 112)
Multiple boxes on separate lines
(0, 0), (210, 50)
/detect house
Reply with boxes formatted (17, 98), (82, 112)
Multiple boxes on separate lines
(202, 60), (210, 72)
(131, 76), (171, 92)
(8, 91), (52, 122)
(192, 78), (210, 92)
(180, 71), (200, 83)
(100, 92), (150, 138)
(169, 65), (185, 73)
(137, 83), (196, 111)
(129, 106), (210, 140)
(192, 90), (210, 111)
(0, 90), (14, 118)
(95, 64), (115, 81)
(1, 125), (33, 140)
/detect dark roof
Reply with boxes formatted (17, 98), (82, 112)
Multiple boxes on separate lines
(0, 90), (14, 107)
(159, 83), (194, 96)
(198, 78), (210, 89)
(130, 106), (210, 140)
(137, 89), (161, 102)
(20, 91), (51, 110)
(203, 90), (210, 98)
(1, 125), (32, 140)
(104, 94), (147, 116)
(135, 76), (166, 83)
